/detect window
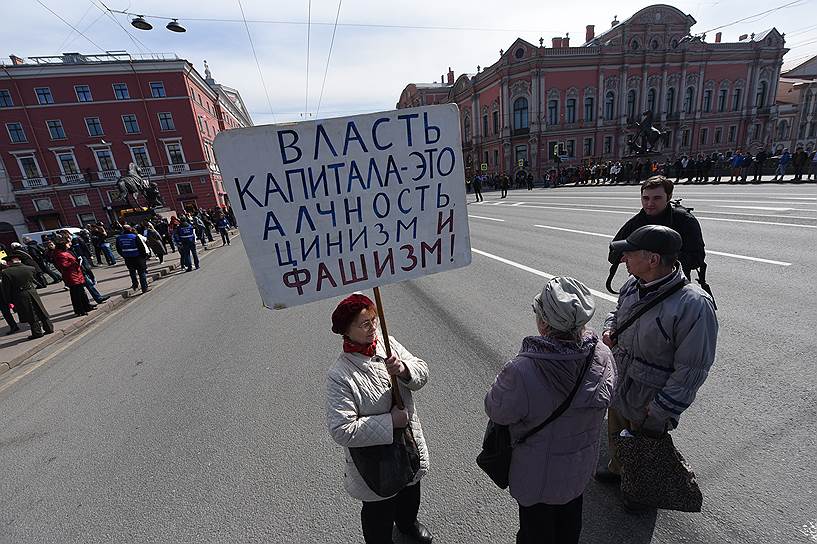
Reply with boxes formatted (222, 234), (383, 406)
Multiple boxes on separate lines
(70, 193), (90, 207)
(57, 152), (79, 174)
(584, 96), (594, 122)
(627, 90), (636, 120)
(514, 145), (527, 165)
(728, 125), (736, 143)
(514, 48), (525, 59)
(482, 114), (488, 136)
(718, 89), (727, 112)
(755, 81), (768, 108)
(6, 122), (26, 143)
(566, 98), (577, 124)
(158, 112), (175, 131)
(19, 156), (41, 179)
(681, 129), (690, 147)
(604, 91), (615, 120)
(95, 148), (115, 171)
(513, 97), (529, 130)
(129, 145), (151, 169)
(715, 127), (723, 144)
(35, 87), (54, 104)
(809, 121), (816, 138)
(492, 111), (499, 134)
(34, 197), (53, 211)
(166, 142), (185, 164)
(647, 88), (657, 115)
(732, 88), (742, 112)
(684, 87), (695, 114)
(547, 99), (558, 125)
(112, 83), (130, 100)
(463, 116), (471, 141)
(75, 85), (92, 102)
(583, 137), (593, 156)
(776, 121), (787, 141)
(666, 88), (676, 115)
(703, 90), (712, 113)
(565, 139), (575, 158)
(604, 136), (612, 154)
(85, 117), (104, 136)
(150, 81), (166, 98)
(176, 182), (194, 195)
(78, 213), (97, 227)
(699, 128), (708, 145)
(47, 120), (66, 140)
(0, 89), (12, 107)
(122, 114), (140, 134)
(799, 123), (807, 139)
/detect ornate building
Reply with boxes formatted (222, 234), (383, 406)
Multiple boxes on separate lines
(397, 4), (788, 179)
(774, 55), (817, 153)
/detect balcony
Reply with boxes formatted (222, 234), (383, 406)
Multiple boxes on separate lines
(62, 173), (85, 184)
(169, 163), (189, 174)
(99, 169), (120, 181)
(137, 165), (156, 177)
(21, 177), (47, 189)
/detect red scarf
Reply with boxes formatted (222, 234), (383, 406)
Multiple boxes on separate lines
(343, 336), (377, 357)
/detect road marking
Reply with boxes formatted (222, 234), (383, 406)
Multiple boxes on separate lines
(512, 200), (817, 220)
(468, 215), (505, 222)
(533, 224), (792, 266)
(471, 248), (618, 303)
(509, 194), (817, 208)
(713, 205), (796, 211)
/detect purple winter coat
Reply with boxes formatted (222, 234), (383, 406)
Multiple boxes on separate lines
(484, 333), (617, 506)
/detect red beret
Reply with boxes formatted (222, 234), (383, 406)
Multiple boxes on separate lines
(331, 293), (376, 335)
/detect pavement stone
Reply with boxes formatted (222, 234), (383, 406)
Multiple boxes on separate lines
(0, 232), (238, 368)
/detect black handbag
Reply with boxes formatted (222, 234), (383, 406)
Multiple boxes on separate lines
(476, 342), (597, 489)
(349, 425), (421, 498)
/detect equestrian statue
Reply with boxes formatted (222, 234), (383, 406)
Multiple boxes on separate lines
(627, 110), (671, 155)
(115, 163), (164, 209)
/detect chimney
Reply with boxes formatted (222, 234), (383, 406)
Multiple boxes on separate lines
(715, 32), (722, 43)
(9, 55), (24, 65)
(447, 67), (454, 85)
(611, 15), (619, 27)
(441, 75), (444, 84)
(552, 37), (563, 48)
(586, 25), (595, 43)
(563, 33), (570, 48)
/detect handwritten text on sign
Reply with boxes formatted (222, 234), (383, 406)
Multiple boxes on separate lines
(214, 105), (472, 308)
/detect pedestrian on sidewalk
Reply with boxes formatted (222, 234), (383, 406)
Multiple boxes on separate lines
(52, 240), (96, 316)
(174, 218), (199, 272)
(7, 243), (48, 288)
(597, 226), (718, 510)
(752, 148), (768, 182)
(141, 221), (166, 264)
(90, 224), (117, 266)
(193, 215), (209, 251)
(808, 149), (817, 181)
(326, 293), (433, 544)
(772, 149), (791, 181)
(0, 260), (20, 335)
(500, 173), (509, 198)
(792, 146), (809, 182)
(485, 277), (616, 544)
(0, 256), (53, 339)
(116, 225), (150, 294)
(472, 174), (484, 202)
(215, 213), (231, 246)
(23, 236), (62, 284)
(156, 217), (174, 253)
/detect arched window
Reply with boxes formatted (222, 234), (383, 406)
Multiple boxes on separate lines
(666, 87), (676, 114)
(647, 88), (657, 115)
(513, 97), (529, 130)
(566, 98), (577, 123)
(777, 120), (788, 140)
(584, 96), (594, 122)
(547, 99), (558, 125)
(627, 90), (637, 120)
(755, 81), (768, 108)
(803, 92), (812, 117)
(464, 116), (471, 142)
(604, 91), (615, 120)
(684, 87), (695, 113)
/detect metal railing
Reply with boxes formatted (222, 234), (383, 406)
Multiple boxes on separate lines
(137, 165), (156, 177)
(99, 169), (120, 180)
(62, 173), (85, 184)
(21, 177), (47, 188)
(169, 163), (189, 174)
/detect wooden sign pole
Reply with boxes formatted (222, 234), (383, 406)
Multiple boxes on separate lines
(372, 286), (404, 410)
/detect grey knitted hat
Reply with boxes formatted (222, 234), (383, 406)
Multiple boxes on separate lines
(532, 276), (596, 333)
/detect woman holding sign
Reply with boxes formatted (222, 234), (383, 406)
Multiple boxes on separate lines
(326, 293), (433, 544)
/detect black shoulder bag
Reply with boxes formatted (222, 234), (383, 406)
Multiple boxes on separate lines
(610, 279), (687, 342)
(476, 341), (597, 490)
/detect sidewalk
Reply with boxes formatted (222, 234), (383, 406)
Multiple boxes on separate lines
(0, 233), (238, 375)
(556, 174), (817, 188)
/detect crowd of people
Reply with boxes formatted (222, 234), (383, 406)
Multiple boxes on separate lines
(326, 176), (719, 544)
(0, 206), (238, 341)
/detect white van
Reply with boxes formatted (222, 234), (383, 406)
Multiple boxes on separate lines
(22, 227), (84, 243)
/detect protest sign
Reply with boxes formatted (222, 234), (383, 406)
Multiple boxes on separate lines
(214, 104), (472, 309)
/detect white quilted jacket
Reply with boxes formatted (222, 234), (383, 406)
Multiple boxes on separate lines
(326, 334), (429, 502)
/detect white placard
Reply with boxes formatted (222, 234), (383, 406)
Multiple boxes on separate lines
(214, 104), (472, 309)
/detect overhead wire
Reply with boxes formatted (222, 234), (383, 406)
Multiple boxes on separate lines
(700, 0), (810, 34)
(237, 0), (278, 124)
(95, 0), (152, 55)
(33, 0), (107, 53)
(315, 0), (343, 118)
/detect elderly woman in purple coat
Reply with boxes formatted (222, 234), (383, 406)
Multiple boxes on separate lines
(485, 276), (617, 544)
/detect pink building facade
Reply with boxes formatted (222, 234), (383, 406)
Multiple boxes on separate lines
(0, 52), (252, 233)
(397, 5), (788, 180)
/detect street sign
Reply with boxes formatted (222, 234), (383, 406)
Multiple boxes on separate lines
(480, 163), (488, 171)
(214, 104), (472, 309)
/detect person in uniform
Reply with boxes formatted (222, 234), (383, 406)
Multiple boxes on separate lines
(116, 225), (150, 293)
(596, 226), (718, 511)
(173, 218), (199, 272)
(1, 255), (54, 339)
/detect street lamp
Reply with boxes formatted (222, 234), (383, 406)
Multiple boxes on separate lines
(165, 19), (186, 33)
(130, 16), (153, 31)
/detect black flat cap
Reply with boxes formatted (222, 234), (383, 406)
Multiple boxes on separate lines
(609, 225), (682, 255)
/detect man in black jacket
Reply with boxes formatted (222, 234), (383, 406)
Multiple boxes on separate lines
(608, 176), (706, 282)
(1, 256), (53, 339)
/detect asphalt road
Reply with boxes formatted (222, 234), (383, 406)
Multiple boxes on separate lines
(1, 183), (815, 544)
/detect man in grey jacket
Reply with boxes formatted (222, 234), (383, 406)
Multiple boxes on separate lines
(597, 225), (718, 500)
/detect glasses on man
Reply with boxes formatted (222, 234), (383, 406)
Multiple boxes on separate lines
(356, 316), (378, 331)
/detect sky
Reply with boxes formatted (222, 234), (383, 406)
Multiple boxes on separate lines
(3, 0), (816, 126)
